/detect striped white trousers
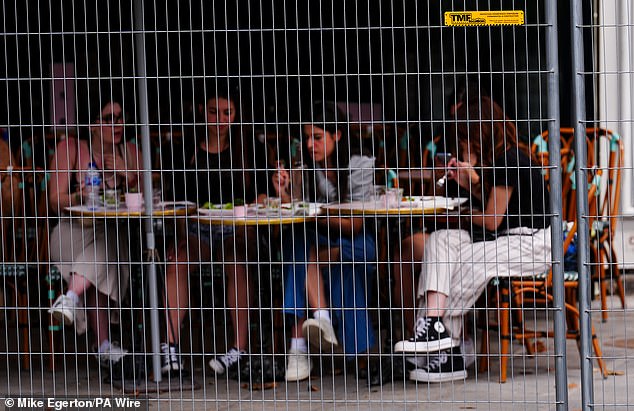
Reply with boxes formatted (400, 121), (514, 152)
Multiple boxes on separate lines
(417, 226), (552, 338)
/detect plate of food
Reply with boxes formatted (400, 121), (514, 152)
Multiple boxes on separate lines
(255, 205), (296, 217)
(398, 196), (434, 208)
(198, 202), (238, 217)
(284, 202), (324, 216)
(155, 200), (196, 211)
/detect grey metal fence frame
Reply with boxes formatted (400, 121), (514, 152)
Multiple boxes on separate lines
(3, 1), (631, 409)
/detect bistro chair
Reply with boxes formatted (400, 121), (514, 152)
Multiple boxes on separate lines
(531, 129), (576, 222)
(478, 170), (608, 383)
(534, 128), (625, 321)
(587, 128), (625, 321)
(1, 165), (52, 370)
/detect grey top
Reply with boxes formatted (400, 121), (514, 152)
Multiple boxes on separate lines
(314, 154), (375, 203)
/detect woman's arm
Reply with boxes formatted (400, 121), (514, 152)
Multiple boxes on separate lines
(48, 139), (80, 212)
(270, 168), (292, 203)
(318, 155), (374, 236)
(123, 142), (142, 190)
(469, 185), (514, 231)
(446, 158), (483, 201)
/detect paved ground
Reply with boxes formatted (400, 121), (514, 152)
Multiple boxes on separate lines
(2, 295), (633, 410)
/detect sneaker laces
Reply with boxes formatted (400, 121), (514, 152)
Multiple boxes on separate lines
(219, 348), (242, 368)
(161, 343), (178, 364)
(161, 342), (170, 354)
(109, 341), (124, 352)
(106, 342), (127, 358)
(425, 351), (448, 372)
(410, 317), (432, 341)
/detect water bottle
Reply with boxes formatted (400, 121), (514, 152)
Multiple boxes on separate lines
(84, 162), (102, 209)
(290, 162), (307, 202)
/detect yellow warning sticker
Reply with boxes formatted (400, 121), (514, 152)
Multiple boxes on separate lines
(444, 11), (525, 26)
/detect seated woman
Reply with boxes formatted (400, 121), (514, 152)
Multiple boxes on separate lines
(48, 97), (142, 368)
(391, 80), (483, 339)
(394, 95), (552, 383)
(271, 102), (377, 382)
(161, 83), (267, 376)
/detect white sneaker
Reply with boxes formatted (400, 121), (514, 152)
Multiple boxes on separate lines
(302, 318), (339, 352)
(95, 342), (128, 368)
(48, 294), (77, 326)
(285, 349), (312, 381)
(161, 343), (183, 374)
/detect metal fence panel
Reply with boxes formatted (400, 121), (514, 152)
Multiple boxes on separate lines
(3, 1), (631, 409)
(585, 0), (634, 410)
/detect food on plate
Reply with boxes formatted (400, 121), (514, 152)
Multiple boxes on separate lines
(201, 198), (244, 210)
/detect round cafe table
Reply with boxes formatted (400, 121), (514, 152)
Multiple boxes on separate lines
(321, 196), (468, 217)
(191, 203), (322, 226)
(321, 195), (469, 338)
(64, 200), (197, 218)
(192, 213), (315, 226)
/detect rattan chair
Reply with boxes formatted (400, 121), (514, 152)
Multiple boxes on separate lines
(478, 169), (607, 383)
(535, 128), (625, 321)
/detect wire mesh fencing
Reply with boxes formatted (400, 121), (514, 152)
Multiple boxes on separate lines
(0, 1), (632, 410)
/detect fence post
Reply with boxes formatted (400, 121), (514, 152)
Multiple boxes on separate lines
(133, 0), (163, 383)
(570, 0), (594, 409)
(546, 1), (568, 409)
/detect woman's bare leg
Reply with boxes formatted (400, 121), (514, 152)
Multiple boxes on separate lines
(225, 261), (251, 351)
(165, 234), (210, 345)
(392, 232), (428, 334)
(85, 288), (111, 348)
(224, 228), (255, 352)
(306, 246), (330, 310)
(67, 273), (93, 297)
(291, 319), (305, 339)
(424, 291), (447, 317)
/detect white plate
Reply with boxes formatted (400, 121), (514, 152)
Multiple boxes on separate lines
(304, 203), (324, 216)
(422, 196), (469, 210)
(255, 207), (296, 217)
(280, 202), (324, 216)
(198, 207), (236, 217)
(155, 201), (195, 210)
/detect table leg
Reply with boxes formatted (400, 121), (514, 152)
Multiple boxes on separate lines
(145, 248), (163, 383)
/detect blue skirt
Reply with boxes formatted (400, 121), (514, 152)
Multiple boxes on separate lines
(282, 226), (377, 357)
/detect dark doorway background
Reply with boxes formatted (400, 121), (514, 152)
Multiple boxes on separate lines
(1, 0), (593, 146)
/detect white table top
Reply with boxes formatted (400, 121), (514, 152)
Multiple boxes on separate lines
(192, 202), (322, 226)
(321, 196), (468, 216)
(64, 201), (197, 217)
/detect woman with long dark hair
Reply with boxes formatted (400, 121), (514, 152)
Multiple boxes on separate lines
(271, 102), (377, 382)
(161, 82), (267, 377)
(394, 95), (552, 383)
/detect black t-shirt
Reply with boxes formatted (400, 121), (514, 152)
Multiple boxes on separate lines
(162, 140), (268, 205)
(489, 148), (551, 231)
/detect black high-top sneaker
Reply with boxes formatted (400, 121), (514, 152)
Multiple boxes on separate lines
(409, 346), (468, 383)
(394, 317), (456, 353)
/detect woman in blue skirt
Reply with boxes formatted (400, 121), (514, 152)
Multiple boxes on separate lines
(271, 102), (377, 382)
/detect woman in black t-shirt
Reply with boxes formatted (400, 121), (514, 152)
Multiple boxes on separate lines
(393, 96), (552, 383)
(161, 85), (266, 377)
